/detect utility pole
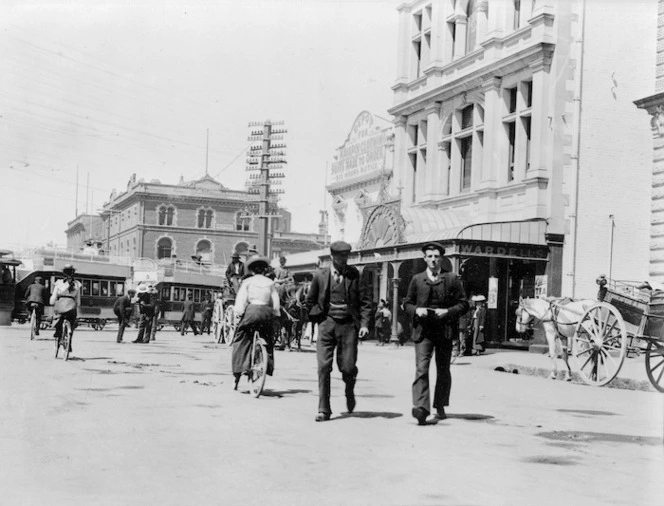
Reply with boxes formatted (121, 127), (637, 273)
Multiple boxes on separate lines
(246, 120), (287, 257)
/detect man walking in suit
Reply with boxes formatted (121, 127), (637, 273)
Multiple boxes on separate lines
(403, 242), (468, 425)
(304, 241), (372, 422)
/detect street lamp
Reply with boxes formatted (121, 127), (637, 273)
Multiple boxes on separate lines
(609, 214), (615, 280)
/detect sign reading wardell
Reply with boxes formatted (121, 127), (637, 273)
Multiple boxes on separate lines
(330, 111), (390, 185)
(458, 242), (549, 260)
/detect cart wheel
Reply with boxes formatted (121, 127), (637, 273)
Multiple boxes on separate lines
(573, 302), (627, 386)
(222, 306), (235, 345)
(645, 340), (664, 393)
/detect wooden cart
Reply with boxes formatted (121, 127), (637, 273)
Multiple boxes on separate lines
(572, 279), (664, 392)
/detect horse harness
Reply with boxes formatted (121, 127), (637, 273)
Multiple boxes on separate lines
(519, 298), (582, 338)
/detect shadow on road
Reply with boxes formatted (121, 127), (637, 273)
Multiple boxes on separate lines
(446, 413), (495, 421)
(260, 388), (312, 398)
(337, 411), (403, 420)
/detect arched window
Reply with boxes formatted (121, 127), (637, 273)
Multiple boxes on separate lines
(157, 237), (173, 259)
(158, 205), (175, 226)
(197, 208), (214, 229)
(195, 239), (213, 264)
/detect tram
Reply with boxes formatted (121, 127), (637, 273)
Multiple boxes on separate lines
(13, 248), (132, 330)
(155, 281), (221, 330)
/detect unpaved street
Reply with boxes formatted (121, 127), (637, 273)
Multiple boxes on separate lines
(1, 327), (663, 506)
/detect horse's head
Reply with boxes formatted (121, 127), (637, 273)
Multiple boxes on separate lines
(515, 297), (550, 333)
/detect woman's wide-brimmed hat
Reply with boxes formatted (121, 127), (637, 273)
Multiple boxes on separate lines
(471, 294), (486, 302)
(136, 283), (157, 294)
(246, 256), (270, 272)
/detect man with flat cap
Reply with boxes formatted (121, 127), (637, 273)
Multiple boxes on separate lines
(305, 240), (372, 422)
(403, 242), (468, 425)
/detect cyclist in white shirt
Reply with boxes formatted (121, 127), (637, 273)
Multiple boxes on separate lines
(231, 256), (280, 388)
(50, 264), (82, 352)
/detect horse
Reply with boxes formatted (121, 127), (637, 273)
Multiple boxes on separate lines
(277, 281), (309, 351)
(515, 297), (595, 381)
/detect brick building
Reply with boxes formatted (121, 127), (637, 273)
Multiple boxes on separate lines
(74, 174), (327, 265)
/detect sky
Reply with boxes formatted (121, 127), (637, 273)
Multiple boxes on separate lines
(0, 0), (399, 250)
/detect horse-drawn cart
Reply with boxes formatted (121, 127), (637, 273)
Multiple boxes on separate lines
(572, 279), (664, 392)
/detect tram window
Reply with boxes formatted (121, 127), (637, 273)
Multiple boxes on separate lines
(181, 288), (188, 302)
(194, 289), (200, 303)
(101, 281), (109, 297)
(92, 281), (100, 296)
(173, 287), (180, 301)
(116, 282), (125, 296)
(186, 288), (193, 300)
(82, 279), (91, 296)
(161, 286), (170, 301)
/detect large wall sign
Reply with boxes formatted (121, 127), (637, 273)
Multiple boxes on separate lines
(330, 111), (390, 186)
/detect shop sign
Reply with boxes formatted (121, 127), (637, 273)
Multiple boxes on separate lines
(488, 277), (498, 309)
(459, 243), (548, 260)
(330, 111), (389, 185)
(535, 275), (548, 298)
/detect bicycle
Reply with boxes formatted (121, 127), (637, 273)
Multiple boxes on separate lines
(220, 305), (236, 345)
(54, 318), (73, 361)
(248, 329), (269, 397)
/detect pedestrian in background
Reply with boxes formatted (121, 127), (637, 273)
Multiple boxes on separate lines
(180, 294), (199, 335)
(113, 288), (136, 343)
(304, 241), (372, 422)
(471, 294), (487, 355)
(201, 295), (214, 335)
(403, 242), (468, 425)
(149, 287), (160, 342)
(374, 299), (392, 346)
(133, 284), (156, 344)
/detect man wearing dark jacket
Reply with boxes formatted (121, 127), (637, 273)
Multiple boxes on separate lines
(305, 241), (372, 422)
(180, 295), (199, 335)
(403, 242), (468, 425)
(24, 276), (48, 336)
(113, 288), (136, 343)
(133, 285), (156, 344)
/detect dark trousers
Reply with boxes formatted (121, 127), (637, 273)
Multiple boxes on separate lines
(412, 332), (453, 414)
(137, 314), (153, 343)
(180, 319), (199, 335)
(115, 309), (128, 342)
(317, 316), (358, 415)
(201, 312), (212, 334)
(231, 305), (274, 375)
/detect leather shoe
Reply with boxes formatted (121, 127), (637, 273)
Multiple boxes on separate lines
(346, 395), (356, 414)
(315, 412), (331, 422)
(412, 407), (429, 425)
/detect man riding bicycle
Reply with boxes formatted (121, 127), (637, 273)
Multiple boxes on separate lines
(231, 256), (280, 389)
(50, 264), (81, 352)
(24, 276), (47, 336)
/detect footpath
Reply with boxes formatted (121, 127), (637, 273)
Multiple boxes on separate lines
(455, 347), (658, 393)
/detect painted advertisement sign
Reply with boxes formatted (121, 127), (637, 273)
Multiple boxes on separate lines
(329, 111), (390, 185)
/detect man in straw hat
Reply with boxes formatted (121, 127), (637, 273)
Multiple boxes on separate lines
(403, 242), (468, 425)
(304, 241), (372, 422)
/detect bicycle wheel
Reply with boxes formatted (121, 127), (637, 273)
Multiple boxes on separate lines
(30, 309), (37, 341)
(62, 320), (72, 361)
(54, 331), (61, 358)
(249, 331), (268, 398)
(222, 306), (235, 345)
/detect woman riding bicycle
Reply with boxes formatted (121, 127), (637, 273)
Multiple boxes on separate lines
(50, 264), (81, 352)
(231, 256), (280, 389)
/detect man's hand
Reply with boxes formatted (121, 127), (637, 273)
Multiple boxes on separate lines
(359, 327), (369, 338)
(434, 308), (449, 318)
(415, 308), (428, 317)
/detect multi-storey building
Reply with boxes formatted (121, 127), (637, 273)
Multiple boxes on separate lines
(635, 0), (664, 283)
(67, 173), (327, 265)
(341, 0), (656, 346)
(65, 214), (105, 252)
